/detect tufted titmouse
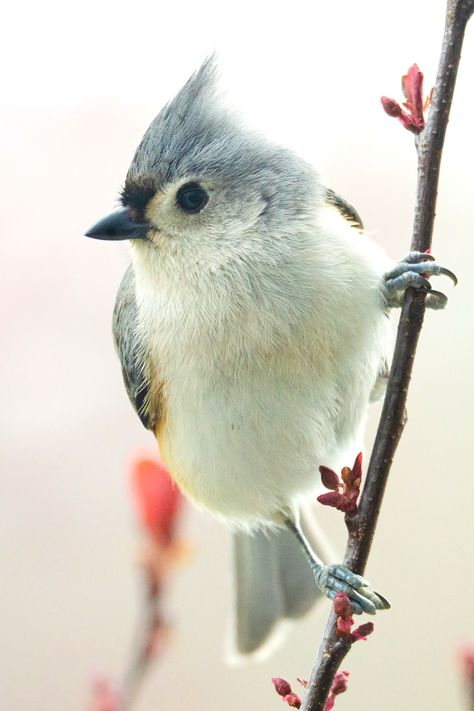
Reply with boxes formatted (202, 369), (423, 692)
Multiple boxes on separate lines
(86, 57), (455, 657)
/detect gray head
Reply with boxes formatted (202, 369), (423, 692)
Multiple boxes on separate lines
(86, 57), (321, 255)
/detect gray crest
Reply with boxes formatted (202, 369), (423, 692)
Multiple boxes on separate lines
(124, 56), (321, 229)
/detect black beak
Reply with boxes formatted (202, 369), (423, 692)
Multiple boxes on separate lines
(85, 208), (149, 241)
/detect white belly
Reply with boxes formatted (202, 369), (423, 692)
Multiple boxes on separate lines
(158, 325), (387, 529)
(135, 223), (392, 529)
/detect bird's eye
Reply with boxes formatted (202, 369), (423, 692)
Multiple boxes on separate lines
(176, 183), (208, 214)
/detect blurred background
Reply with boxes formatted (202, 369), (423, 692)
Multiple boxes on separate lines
(1, 0), (473, 709)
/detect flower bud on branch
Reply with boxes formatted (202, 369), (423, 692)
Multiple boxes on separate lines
(272, 677), (302, 708)
(381, 64), (432, 134)
(317, 453), (362, 514)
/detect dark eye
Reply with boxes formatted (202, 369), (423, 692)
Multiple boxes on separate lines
(176, 182), (208, 214)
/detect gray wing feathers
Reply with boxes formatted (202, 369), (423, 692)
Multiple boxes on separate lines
(112, 266), (153, 430)
(230, 509), (335, 658)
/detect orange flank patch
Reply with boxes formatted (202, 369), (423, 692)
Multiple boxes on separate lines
(155, 417), (198, 502)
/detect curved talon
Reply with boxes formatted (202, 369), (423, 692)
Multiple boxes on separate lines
(374, 591), (391, 610)
(362, 587), (390, 610)
(425, 290), (448, 309)
(429, 266), (457, 286)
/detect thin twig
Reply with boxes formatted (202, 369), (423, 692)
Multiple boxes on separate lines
(117, 570), (164, 711)
(301, 2), (474, 709)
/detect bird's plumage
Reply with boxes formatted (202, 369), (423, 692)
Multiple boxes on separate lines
(103, 56), (394, 656)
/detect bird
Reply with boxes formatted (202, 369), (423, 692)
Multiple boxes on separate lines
(85, 56), (456, 658)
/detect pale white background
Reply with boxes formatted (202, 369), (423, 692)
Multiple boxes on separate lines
(1, 1), (473, 710)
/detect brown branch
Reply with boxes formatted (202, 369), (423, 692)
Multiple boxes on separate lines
(301, 2), (474, 709)
(116, 568), (164, 711)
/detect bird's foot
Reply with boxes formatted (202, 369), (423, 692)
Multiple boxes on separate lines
(384, 251), (457, 310)
(313, 563), (391, 615)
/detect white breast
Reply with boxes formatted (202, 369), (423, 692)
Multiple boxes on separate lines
(132, 216), (392, 530)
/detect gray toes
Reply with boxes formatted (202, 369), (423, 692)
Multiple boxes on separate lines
(385, 270), (432, 293)
(326, 564), (369, 589)
(384, 255), (457, 309)
(315, 564), (389, 616)
(349, 600), (364, 615)
(403, 251), (436, 264)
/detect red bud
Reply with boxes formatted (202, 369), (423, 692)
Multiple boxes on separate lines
(317, 492), (344, 509)
(272, 677), (292, 697)
(350, 452), (363, 484)
(334, 592), (352, 619)
(283, 692), (302, 708)
(319, 466), (341, 491)
(381, 96), (402, 117)
(351, 622), (375, 642)
(331, 671), (350, 695)
(402, 64), (424, 116)
(340, 466), (352, 486)
(130, 457), (183, 545)
(382, 64), (428, 134)
(336, 615), (354, 637)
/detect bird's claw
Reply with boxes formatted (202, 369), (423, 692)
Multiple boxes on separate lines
(313, 563), (391, 615)
(384, 251), (457, 309)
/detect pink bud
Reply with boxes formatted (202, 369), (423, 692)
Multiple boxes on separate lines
(334, 592), (352, 619)
(350, 452), (363, 485)
(332, 671), (350, 695)
(381, 96), (402, 117)
(317, 492), (344, 508)
(336, 615), (353, 637)
(351, 622), (375, 642)
(340, 466), (352, 487)
(319, 466), (341, 491)
(402, 64), (424, 117)
(283, 692), (302, 708)
(324, 697), (335, 711)
(130, 457), (183, 545)
(382, 64), (427, 134)
(272, 677), (292, 697)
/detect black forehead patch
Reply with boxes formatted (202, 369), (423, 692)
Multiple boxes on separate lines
(120, 177), (157, 215)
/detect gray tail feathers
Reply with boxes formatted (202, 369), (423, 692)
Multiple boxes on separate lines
(229, 508), (335, 660)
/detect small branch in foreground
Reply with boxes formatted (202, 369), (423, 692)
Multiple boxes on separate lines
(301, 2), (473, 709)
(90, 457), (186, 711)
